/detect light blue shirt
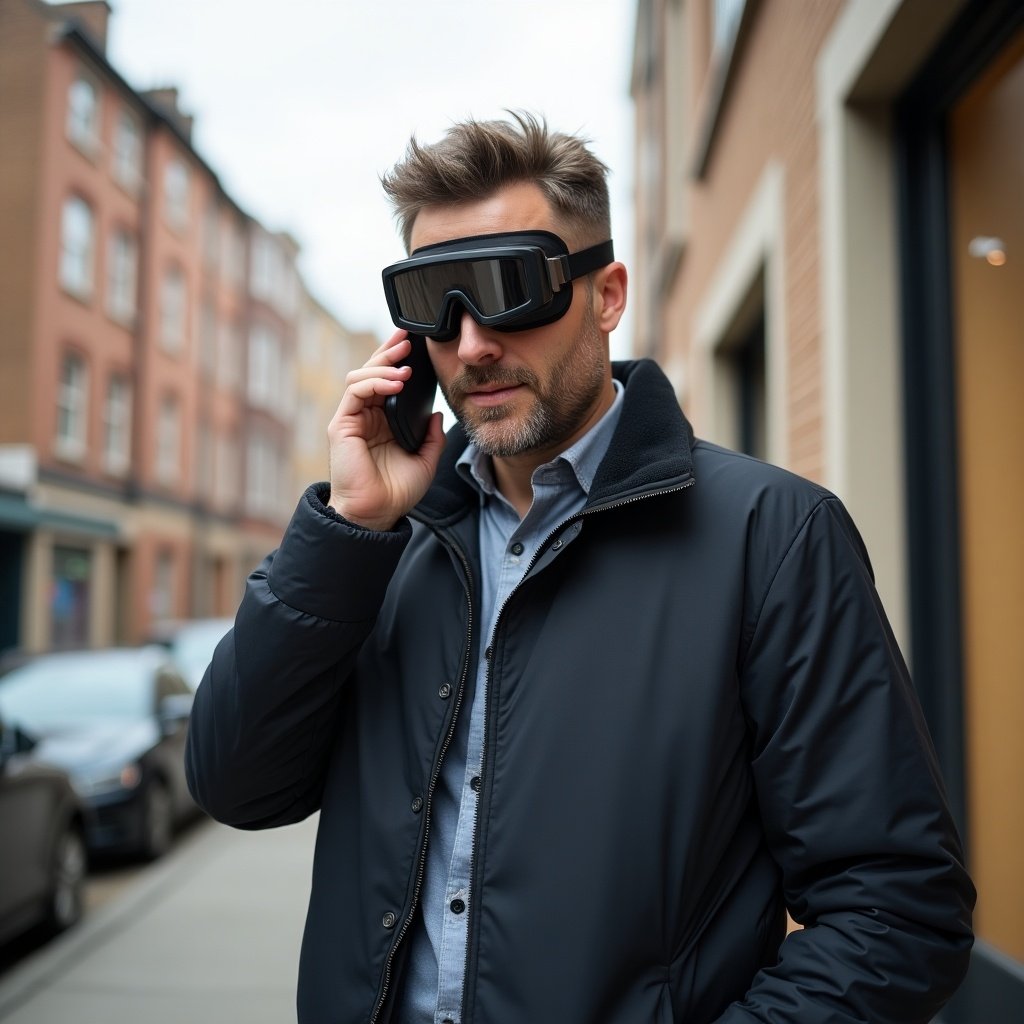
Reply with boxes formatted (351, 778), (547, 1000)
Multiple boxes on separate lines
(399, 382), (624, 1024)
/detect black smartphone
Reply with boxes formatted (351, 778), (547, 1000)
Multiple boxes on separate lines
(385, 333), (438, 452)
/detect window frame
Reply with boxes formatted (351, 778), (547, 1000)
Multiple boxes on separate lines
(59, 194), (96, 300)
(66, 72), (100, 156)
(56, 350), (89, 462)
(102, 373), (132, 476)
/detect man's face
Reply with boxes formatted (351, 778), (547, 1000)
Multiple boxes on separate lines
(409, 182), (613, 460)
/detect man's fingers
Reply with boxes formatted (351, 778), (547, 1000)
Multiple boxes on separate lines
(334, 375), (407, 421)
(365, 331), (411, 367)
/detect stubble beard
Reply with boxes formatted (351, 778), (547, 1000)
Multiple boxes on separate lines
(440, 303), (607, 459)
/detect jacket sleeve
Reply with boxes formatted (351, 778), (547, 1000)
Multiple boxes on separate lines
(717, 497), (974, 1024)
(185, 484), (411, 830)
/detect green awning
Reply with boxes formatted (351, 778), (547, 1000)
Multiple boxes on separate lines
(0, 492), (120, 539)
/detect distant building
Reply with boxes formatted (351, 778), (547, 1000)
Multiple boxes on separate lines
(0, 0), (377, 649)
(631, 0), (1023, 1016)
(294, 289), (377, 496)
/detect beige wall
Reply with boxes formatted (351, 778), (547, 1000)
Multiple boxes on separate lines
(948, 26), (1024, 963)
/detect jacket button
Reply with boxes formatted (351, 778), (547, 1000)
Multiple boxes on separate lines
(438, 683), (452, 699)
(510, 541), (524, 555)
(470, 775), (481, 793)
(450, 898), (466, 914)
(411, 796), (423, 813)
(382, 912), (397, 929)
(484, 646), (492, 660)
(551, 538), (563, 550)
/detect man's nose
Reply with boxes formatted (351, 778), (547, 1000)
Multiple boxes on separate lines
(455, 309), (504, 365)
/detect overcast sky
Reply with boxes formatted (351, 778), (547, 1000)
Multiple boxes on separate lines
(105, 0), (639, 358)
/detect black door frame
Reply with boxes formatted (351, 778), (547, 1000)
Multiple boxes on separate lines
(895, 0), (1024, 1017)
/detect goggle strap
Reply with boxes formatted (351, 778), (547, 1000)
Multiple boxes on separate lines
(551, 239), (615, 289)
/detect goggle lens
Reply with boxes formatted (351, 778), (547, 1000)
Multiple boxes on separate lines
(382, 232), (614, 339)
(391, 255), (532, 326)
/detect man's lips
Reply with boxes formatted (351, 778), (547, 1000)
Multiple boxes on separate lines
(464, 383), (525, 407)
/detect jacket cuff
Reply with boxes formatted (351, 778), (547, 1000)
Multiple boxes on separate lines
(266, 483), (412, 622)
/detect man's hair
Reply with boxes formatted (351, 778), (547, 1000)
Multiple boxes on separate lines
(381, 111), (611, 252)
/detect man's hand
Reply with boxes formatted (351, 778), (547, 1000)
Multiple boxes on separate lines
(327, 331), (446, 531)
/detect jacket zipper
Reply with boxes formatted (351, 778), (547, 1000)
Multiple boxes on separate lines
(460, 476), (695, 1017)
(369, 532), (476, 1024)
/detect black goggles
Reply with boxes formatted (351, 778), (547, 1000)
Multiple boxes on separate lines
(382, 230), (614, 342)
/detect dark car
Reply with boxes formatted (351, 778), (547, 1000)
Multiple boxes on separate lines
(0, 647), (197, 861)
(150, 617), (233, 691)
(0, 712), (87, 945)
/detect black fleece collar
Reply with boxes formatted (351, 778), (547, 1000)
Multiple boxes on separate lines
(412, 358), (695, 526)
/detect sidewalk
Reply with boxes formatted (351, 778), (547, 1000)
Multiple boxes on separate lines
(0, 814), (317, 1023)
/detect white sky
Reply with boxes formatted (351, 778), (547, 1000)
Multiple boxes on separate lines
(105, 0), (639, 359)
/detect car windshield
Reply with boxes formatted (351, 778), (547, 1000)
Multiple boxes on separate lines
(0, 652), (152, 730)
(170, 621), (231, 679)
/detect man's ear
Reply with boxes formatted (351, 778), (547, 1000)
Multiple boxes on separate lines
(594, 262), (627, 334)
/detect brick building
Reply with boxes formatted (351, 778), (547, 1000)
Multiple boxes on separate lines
(0, 0), (375, 651)
(631, 0), (1023, 1015)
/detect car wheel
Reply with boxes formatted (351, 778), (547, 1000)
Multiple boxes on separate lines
(140, 779), (173, 861)
(45, 823), (86, 934)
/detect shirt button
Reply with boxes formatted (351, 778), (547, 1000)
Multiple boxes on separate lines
(470, 775), (481, 793)
(450, 898), (466, 914)
(438, 682), (452, 699)
(510, 541), (524, 556)
(411, 796), (423, 813)
(382, 912), (397, 929)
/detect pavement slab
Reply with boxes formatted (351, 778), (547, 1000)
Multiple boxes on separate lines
(0, 814), (317, 1023)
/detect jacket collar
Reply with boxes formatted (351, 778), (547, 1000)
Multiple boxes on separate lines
(412, 358), (695, 527)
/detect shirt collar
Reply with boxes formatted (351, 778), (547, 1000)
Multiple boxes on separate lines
(456, 379), (624, 502)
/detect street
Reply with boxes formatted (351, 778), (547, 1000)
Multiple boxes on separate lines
(0, 813), (317, 1023)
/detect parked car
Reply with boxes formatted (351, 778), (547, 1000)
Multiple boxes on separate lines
(0, 647), (198, 861)
(0, 712), (87, 945)
(150, 617), (233, 690)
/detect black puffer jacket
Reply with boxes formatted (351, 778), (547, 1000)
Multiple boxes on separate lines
(187, 359), (973, 1024)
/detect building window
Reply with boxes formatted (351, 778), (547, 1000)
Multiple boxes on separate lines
(215, 433), (239, 512)
(151, 549), (175, 623)
(250, 231), (277, 303)
(106, 229), (137, 324)
(66, 74), (99, 154)
(298, 401), (322, 458)
(56, 352), (89, 461)
(300, 310), (318, 364)
(160, 265), (187, 353)
(111, 108), (142, 191)
(246, 428), (280, 517)
(223, 220), (246, 286)
(203, 203), (220, 270)
(732, 317), (767, 460)
(51, 546), (92, 649)
(248, 324), (280, 411)
(164, 158), (190, 231)
(156, 394), (181, 485)
(713, 290), (767, 461)
(103, 374), (132, 476)
(217, 321), (240, 392)
(196, 420), (214, 499)
(59, 196), (95, 299)
(199, 300), (217, 377)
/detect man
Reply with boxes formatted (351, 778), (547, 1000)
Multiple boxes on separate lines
(186, 112), (974, 1024)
